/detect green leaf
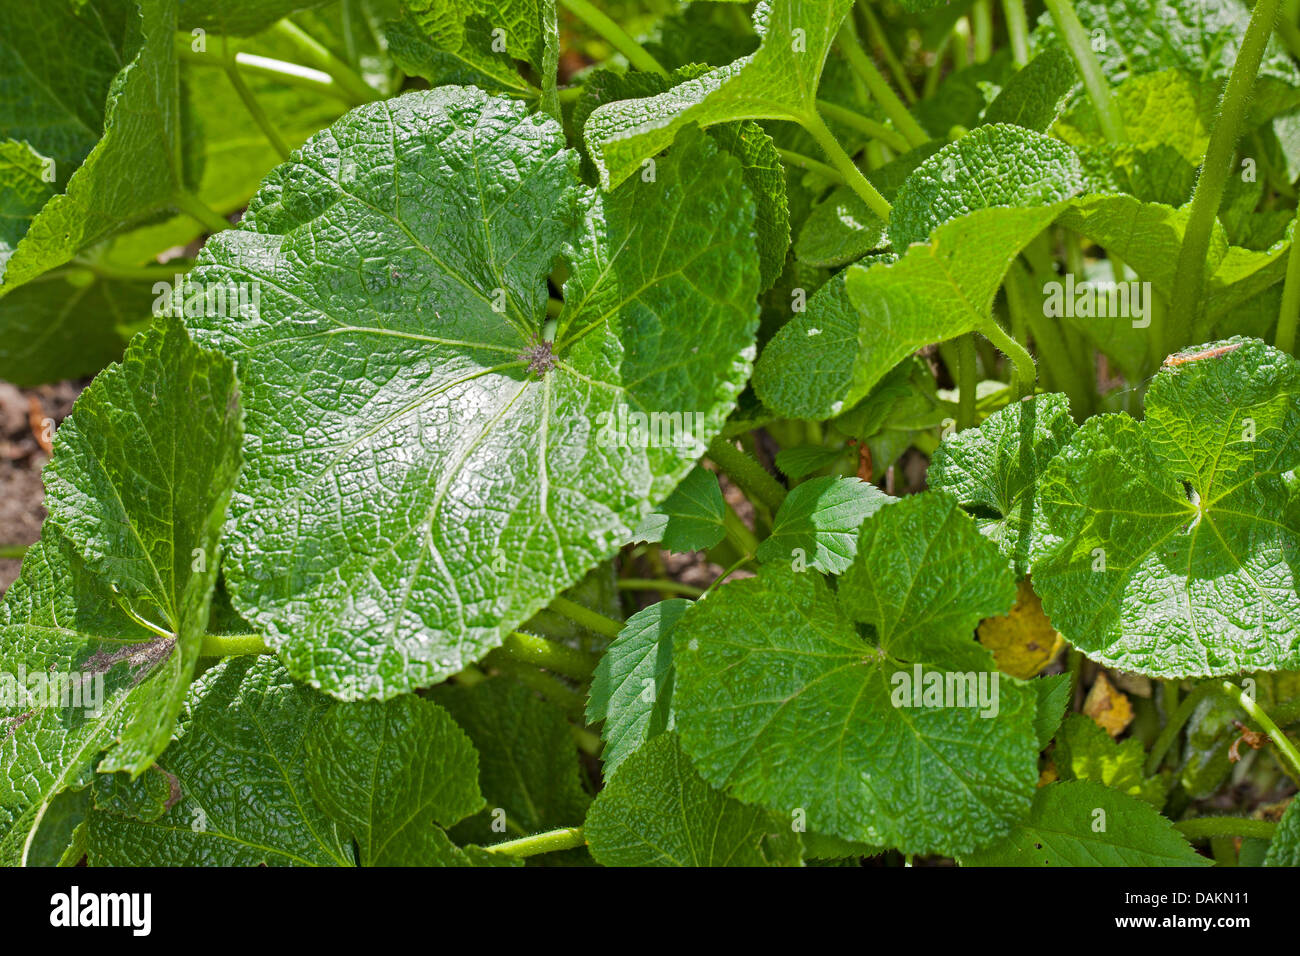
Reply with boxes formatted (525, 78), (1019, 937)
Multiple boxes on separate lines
(386, 0), (557, 107)
(1055, 714), (1167, 807)
(1265, 797), (1300, 866)
(92, 764), (177, 822)
(1032, 673), (1071, 750)
(839, 492), (1019, 661)
(25, 787), (90, 867)
(774, 444), (844, 480)
(889, 124), (1084, 249)
(586, 599), (687, 777)
(584, 731), (803, 866)
(87, 656), (354, 866)
(1033, 337), (1300, 678)
(430, 677), (590, 842)
(961, 781), (1207, 866)
(674, 538), (1038, 855)
(927, 394), (1078, 575)
(1, 0), (187, 294)
(584, 0), (853, 189)
(187, 89), (759, 700)
(756, 476), (892, 574)
(981, 47), (1077, 132)
(305, 692), (484, 865)
(0, 142), (56, 277)
(0, 265), (154, 387)
(178, 0), (336, 35)
(632, 467), (727, 553)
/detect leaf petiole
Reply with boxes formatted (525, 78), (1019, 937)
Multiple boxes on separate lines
(500, 631), (599, 679)
(559, 0), (666, 75)
(705, 437), (788, 513)
(547, 595), (624, 639)
(483, 825), (586, 857)
(1042, 0), (1124, 142)
(799, 110), (893, 220)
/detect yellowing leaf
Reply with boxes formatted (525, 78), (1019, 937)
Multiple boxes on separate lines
(1084, 672), (1134, 737)
(977, 578), (1063, 678)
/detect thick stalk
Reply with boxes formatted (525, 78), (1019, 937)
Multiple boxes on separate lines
(1173, 0), (1282, 342)
(199, 633), (270, 657)
(1276, 211), (1300, 354)
(172, 191), (233, 234)
(1002, 0), (1030, 66)
(979, 317), (1037, 397)
(836, 27), (930, 148)
(1175, 818), (1277, 841)
(955, 334), (978, 430)
(547, 595), (623, 639)
(816, 99), (911, 152)
(560, 0), (665, 74)
(500, 631), (598, 679)
(1042, 0), (1124, 142)
(777, 147), (847, 184)
(616, 578), (705, 597)
(483, 826), (586, 857)
(706, 437), (787, 512)
(801, 110), (893, 220)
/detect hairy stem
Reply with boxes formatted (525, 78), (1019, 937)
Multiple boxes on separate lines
(1277, 209), (1300, 354)
(955, 334), (978, 430)
(816, 99), (911, 152)
(980, 316), (1037, 397)
(1042, 0), (1124, 142)
(616, 578), (705, 598)
(559, 0), (666, 75)
(1173, 0), (1282, 342)
(836, 27), (930, 148)
(199, 633), (271, 657)
(856, 0), (918, 104)
(706, 437), (787, 512)
(801, 110), (893, 220)
(172, 191), (233, 234)
(777, 147), (847, 184)
(483, 826), (586, 857)
(547, 595), (623, 639)
(1002, 0), (1030, 66)
(1175, 817), (1277, 841)
(501, 631), (599, 679)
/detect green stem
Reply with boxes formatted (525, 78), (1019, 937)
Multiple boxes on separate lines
(801, 110), (893, 220)
(722, 501), (761, 557)
(571, 725), (602, 757)
(1277, 213), (1300, 355)
(1175, 818), (1277, 841)
(1145, 681), (1219, 775)
(777, 147), (847, 184)
(483, 826), (586, 857)
(923, 34), (951, 100)
(702, 553), (755, 599)
(1002, 0), (1030, 66)
(836, 27), (930, 148)
(816, 100), (911, 152)
(175, 39), (353, 102)
(547, 595), (623, 639)
(857, 0), (918, 104)
(1043, 0), (1124, 142)
(616, 578), (705, 598)
(0, 544), (29, 560)
(972, 0), (994, 63)
(272, 20), (379, 103)
(223, 41), (292, 161)
(955, 334), (978, 430)
(500, 631), (599, 679)
(1173, 0), (1282, 343)
(559, 0), (665, 74)
(706, 437), (787, 513)
(1223, 681), (1300, 779)
(199, 632), (270, 657)
(172, 190), (233, 234)
(980, 317), (1037, 397)
(952, 17), (972, 70)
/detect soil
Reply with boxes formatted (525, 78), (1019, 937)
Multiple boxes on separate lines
(0, 379), (84, 595)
